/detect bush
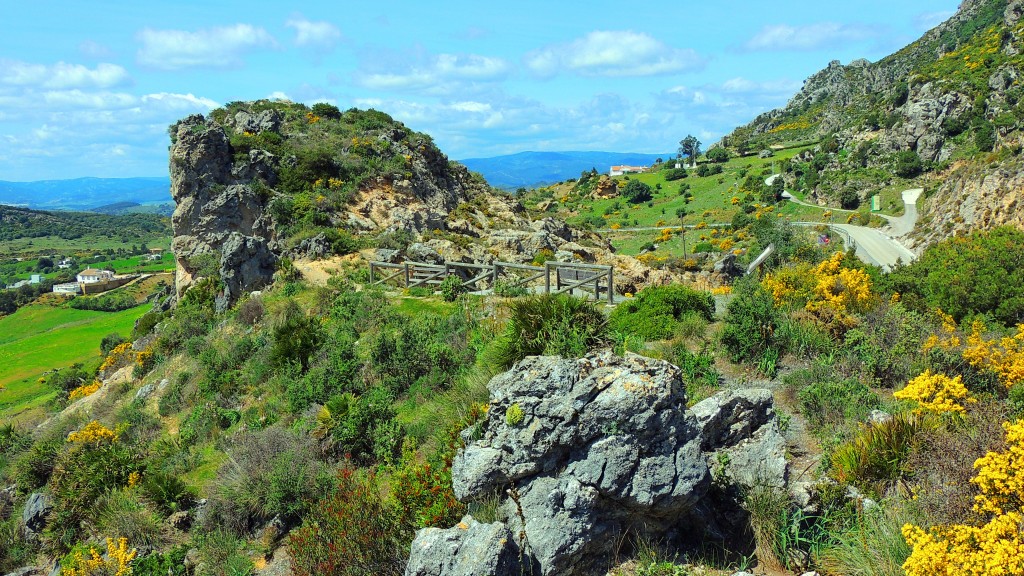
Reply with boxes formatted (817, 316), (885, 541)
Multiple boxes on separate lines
(882, 227), (1024, 326)
(892, 150), (923, 178)
(609, 285), (715, 341)
(236, 296), (264, 327)
(317, 387), (402, 464)
(487, 294), (607, 370)
(69, 291), (137, 312)
(100, 332), (127, 356)
(721, 279), (783, 363)
(288, 468), (407, 576)
(830, 414), (926, 495)
(133, 546), (188, 576)
(365, 311), (473, 397)
(91, 488), (165, 549)
(209, 427), (332, 534)
(706, 147), (730, 163)
(439, 275), (464, 302)
(817, 500), (920, 576)
(798, 378), (880, 432)
(269, 299), (324, 372)
(664, 168), (688, 181)
(12, 439), (61, 492)
(621, 180), (653, 204)
(141, 471), (196, 515)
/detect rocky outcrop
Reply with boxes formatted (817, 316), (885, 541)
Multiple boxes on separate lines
(169, 115), (279, 310)
(405, 353), (787, 576)
(406, 516), (525, 576)
(21, 492), (51, 538)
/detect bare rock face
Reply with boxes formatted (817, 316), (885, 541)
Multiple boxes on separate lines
(405, 352), (787, 576)
(405, 516), (525, 576)
(169, 115), (278, 310)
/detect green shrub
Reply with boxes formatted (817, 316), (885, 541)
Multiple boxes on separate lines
(610, 284), (715, 341)
(439, 275), (464, 302)
(69, 291), (137, 312)
(798, 378), (880, 432)
(622, 179), (653, 204)
(487, 294), (607, 370)
(366, 311), (473, 396)
(287, 329), (360, 411)
(493, 280), (529, 297)
(209, 427), (332, 535)
(673, 344), (719, 404)
(12, 439), (61, 493)
(882, 227), (1024, 326)
(133, 546), (188, 576)
(141, 471), (197, 515)
(269, 299), (324, 372)
(100, 332), (128, 356)
(91, 488), (165, 549)
(319, 387), (402, 464)
(720, 278), (784, 363)
(195, 530), (254, 576)
(289, 468), (407, 576)
(830, 414), (927, 495)
(664, 168), (688, 181)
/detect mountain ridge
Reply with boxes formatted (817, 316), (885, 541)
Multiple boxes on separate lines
(458, 150), (669, 189)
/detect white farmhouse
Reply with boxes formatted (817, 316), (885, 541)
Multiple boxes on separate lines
(77, 269), (115, 284)
(609, 165), (649, 177)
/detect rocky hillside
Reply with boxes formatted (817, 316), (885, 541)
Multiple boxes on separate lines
(722, 0), (1024, 247)
(169, 102), (682, 309)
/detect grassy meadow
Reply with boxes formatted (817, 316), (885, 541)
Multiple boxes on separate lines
(0, 303), (149, 422)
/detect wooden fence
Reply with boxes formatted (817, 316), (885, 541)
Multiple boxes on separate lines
(368, 260), (614, 303)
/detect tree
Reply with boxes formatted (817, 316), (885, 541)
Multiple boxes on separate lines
(706, 147), (730, 163)
(621, 180), (653, 204)
(678, 135), (702, 167)
(675, 207), (690, 258)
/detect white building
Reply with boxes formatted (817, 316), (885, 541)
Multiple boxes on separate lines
(53, 282), (82, 294)
(30, 274), (42, 284)
(77, 269), (115, 284)
(609, 165), (650, 177)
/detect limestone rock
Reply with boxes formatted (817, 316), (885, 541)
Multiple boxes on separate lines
(691, 389), (788, 490)
(451, 353), (711, 576)
(405, 515), (524, 576)
(22, 492), (51, 535)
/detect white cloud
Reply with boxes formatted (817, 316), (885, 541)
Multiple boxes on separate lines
(743, 23), (879, 51)
(915, 11), (954, 31)
(141, 92), (218, 111)
(0, 60), (130, 89)
(78, 40), (113, 59)
(525, 31), (704, 78)
(720, 77), (802, 94)
(357, 52), (510, 92)
(286, 17), (342, 51)
(268, 91), (291, 101)
(136, 24), (277, 70)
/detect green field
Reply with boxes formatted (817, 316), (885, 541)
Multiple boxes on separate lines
(0, 234), (172, 259)
(0, 303), (149, 421)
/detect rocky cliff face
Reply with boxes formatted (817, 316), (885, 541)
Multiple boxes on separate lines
(407, 352), (788, 576)
(170, 114), (279, 309)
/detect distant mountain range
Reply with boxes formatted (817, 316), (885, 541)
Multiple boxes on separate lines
(459, 151), (671, 189)
(0, 151), (669, 211)
(0, 177), (172, 212)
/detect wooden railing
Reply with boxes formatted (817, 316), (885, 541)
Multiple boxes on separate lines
(369, 260), (614, 303)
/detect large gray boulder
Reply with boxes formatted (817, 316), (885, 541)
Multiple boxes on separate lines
(449, 353), (711, 576)
(691, 389), (788, 491)
(405, 515), (525, 576)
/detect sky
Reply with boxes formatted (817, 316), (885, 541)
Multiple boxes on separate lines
(0, 0), (960, 181)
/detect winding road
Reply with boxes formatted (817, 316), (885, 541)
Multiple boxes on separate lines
(770, 175), (921, 270)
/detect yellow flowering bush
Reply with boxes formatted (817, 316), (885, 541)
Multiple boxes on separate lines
(69, 380), (101, 401)
(63, 537), (137, 576)
(67, 420), (119, 445)
(972, 420), (1024, 516)
(762, 252), (874, 334)
(902, 513), (1024, 576)
(893, 370), (975, 414)
(922, 309), (962, 352)
(903, 420), (1024, 575)
(963, 321), (1024, 389)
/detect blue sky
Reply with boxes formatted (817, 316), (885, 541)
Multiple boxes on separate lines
(0, 0), (959, 181)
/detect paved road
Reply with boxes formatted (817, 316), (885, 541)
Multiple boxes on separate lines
(768, 175), (922, 270)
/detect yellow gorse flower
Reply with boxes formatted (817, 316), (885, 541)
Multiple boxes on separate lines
(63, 537), (137, 576)
(893, 370), (975, 414)
(67, 420), (118, 445)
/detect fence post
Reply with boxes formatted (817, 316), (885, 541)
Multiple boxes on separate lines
(492, 263), (498, 289)
(607, 267), (613, 304)
(544, 262), (551, 294)
(369, 262), (375, 284)
(404, 263), (410, 288)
